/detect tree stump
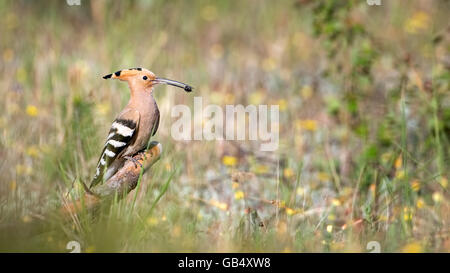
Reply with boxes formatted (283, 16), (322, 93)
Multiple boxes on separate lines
(60, 141), (162, 217)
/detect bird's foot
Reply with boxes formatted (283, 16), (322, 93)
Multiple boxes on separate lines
(79, 180), (100, 197)
(124, 156), (143, 169)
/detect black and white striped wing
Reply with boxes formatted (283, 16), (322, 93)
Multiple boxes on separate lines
(89, 111), (140, 189)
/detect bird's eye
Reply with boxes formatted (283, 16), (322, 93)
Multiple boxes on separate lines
(143, 76), (148, 80)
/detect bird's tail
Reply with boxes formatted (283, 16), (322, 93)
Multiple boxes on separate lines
(89, 175), (102, 189)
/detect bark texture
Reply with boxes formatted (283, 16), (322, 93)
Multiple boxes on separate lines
(60, 141), (162, 217)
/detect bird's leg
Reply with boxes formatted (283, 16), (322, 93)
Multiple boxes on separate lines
(124, 156), (143, 169)
(79, 180), (100, 197)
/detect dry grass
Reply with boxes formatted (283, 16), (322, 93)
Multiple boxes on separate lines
(0, 0), (448, 252)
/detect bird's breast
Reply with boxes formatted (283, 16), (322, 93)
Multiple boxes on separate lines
(135, 99), (159, 149)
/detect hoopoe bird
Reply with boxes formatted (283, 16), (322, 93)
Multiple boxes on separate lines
(89, 68), (192, 189)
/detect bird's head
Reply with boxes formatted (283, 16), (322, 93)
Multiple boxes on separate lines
(103, 68), (193, 92)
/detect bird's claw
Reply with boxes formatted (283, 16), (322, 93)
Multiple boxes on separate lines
(125, 156), (143, 169)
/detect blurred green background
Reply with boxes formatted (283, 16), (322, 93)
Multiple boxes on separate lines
(0, 0), (448, 252)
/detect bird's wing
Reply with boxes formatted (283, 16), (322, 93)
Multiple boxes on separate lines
(89, 109), (140, 189)
(152, 110), (160, 136)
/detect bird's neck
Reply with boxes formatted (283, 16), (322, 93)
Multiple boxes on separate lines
(128, 80), (153, 95)
(128, 88), (156, 110)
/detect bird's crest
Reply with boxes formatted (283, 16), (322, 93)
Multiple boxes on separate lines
(103, 67), (150, 80)
(102, 67), (193, 92)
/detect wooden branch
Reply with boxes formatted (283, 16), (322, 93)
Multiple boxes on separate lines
(60, 141), (162, 217)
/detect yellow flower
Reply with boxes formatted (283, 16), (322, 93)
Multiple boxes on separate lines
(411, 180), (420, 192)
(327, 214), (336, 221)
(234, 190), (245, 200)
(26, 105), (38, 117)
(331, 199), (341, 207)
(224, 93), (235, 104)
(16, 67), (27, 84)
(252, 164), (269, 174)
(318, 172), (330, 182)
(262, 57), (276, 72)
(300, 85), (313, 100)
(296, 187), (305, 196)
(146, 217), (158, 226)
(16, 164), (32, 175)
(201, 5), (217, 21)
(26, 145), (39, 158)
(394, 156), (402, 169)
(197, 212), (203, 221)
(432, 192), (443, 204)
(231, 182), (239, 189)
(401, 242), (422, 253)
(37, 144), (51, 155)
(285, 208), (296, 215)
(326, 225), (333, 233)
(405, 12), (430, 34)
(296, 119), (317, 131)
(277, 99), (287, 111)
(210, 91), (225, 105)
(403, 207), (413, 221)
(283, 168), (294, 179)
(416, 198), (425, 209)
(10, 180), (16, 191)
(249, 90), (266, 105)
(439, 177), (448, 189)
(330, 242), (346, 252)
(222, 156), (237, 167)
(95, 103), (110, 116)
(210, 43), (224, 59)
(210, 199), (228, 211)
(395, 170), (405, 180)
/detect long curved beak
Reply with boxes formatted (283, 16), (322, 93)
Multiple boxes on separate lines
(153, 77), (193, 92)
